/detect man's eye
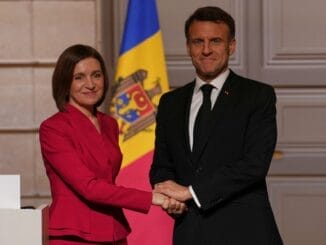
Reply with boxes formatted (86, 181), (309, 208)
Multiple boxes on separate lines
(192, 39), (203, 46)
(210, 39), (222, 45)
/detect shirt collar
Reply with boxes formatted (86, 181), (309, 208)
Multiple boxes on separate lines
(194, 69), (230, 94)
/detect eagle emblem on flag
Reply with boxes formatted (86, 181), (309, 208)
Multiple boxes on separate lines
(110, 69), (162, 141)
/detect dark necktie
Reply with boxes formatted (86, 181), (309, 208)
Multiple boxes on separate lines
(193, 84), (214, 153)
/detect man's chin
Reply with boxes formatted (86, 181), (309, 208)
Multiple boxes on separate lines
(198, 71), (219, 81)
(197, 67), (227, 81)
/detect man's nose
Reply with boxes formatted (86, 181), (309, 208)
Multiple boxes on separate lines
(202, 41), (212, 54)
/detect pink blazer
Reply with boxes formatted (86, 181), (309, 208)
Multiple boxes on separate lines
(39, 104), (152, 242)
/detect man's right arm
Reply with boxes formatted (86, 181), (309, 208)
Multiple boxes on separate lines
(149, 94), (176, 186)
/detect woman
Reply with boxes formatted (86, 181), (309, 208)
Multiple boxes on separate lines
(39, 44), (182, 244)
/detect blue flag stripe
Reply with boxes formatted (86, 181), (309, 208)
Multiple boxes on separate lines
(119, 0), (160, 54)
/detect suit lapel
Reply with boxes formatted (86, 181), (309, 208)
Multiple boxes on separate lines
(65, 105), (110, 172)
(182, 82), (196, 162)
(192, 71), (238, 163)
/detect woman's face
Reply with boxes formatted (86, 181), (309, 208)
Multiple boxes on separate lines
(69, 57), (104, 114)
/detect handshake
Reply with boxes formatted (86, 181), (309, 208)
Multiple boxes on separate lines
(152, 180), (192, 215)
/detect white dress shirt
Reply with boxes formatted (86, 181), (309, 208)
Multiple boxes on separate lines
(189, 69), (230, 207)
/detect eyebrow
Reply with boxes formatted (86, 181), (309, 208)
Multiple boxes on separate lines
(73, 70), (102, 76)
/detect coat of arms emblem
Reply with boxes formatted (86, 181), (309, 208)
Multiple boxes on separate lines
(110, 69), (162, 141)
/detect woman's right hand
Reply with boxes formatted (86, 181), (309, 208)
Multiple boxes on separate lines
(152, 191), (168, 206)
(152, 191), (188, 214)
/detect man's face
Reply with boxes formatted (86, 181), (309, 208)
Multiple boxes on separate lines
(187, 20), (236, 82)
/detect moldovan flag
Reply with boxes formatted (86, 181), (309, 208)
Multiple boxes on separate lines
(109, 0), (173, 244)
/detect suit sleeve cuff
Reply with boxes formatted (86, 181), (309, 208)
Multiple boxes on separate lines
(189, 186), (201, 208)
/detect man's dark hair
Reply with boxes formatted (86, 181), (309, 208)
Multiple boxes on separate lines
(185, 6), (235, 41)
(52, 44), (109, 111)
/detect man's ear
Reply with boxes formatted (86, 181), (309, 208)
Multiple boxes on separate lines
(186, 41), (191, 56)
(228, 38), (236, 56)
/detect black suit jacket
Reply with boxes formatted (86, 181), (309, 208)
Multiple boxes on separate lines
(150, 71), (283, 245)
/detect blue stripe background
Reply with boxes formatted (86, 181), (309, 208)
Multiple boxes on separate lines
(119, 0), (160, 54)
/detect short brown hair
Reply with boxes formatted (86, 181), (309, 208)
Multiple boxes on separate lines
(52, 44), (109, 111)
(185, 6), (235, 42)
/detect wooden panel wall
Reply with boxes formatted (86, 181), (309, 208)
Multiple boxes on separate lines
(110, 1), (326, 244)
(1, 0), (326, 244)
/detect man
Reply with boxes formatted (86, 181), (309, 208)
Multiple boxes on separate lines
(150, 6), (283, 245)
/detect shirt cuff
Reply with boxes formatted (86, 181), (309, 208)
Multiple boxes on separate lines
(189, 186), (201, 208)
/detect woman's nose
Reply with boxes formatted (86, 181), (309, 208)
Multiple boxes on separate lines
(85, 76), (95, 88)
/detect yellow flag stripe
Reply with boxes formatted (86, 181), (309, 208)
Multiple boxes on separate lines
(112, 31), (169, 167)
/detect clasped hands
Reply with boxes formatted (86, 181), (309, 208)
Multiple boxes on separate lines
(152, 180), (192, 215)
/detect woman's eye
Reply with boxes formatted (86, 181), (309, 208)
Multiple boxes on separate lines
(94, 72), (102, 78)
(74, 76), (82, 80)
